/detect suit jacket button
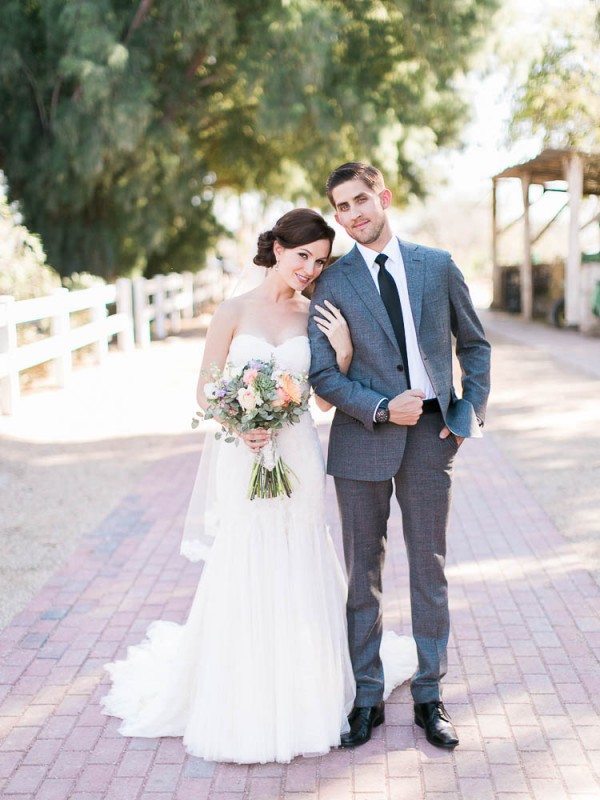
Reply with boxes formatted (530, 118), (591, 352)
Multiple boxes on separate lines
(397, 364), (404, 372)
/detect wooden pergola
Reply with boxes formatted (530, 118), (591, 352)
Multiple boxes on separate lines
(492, 148), (600, 324)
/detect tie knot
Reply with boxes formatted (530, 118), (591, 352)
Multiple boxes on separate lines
(375, 253), (388, 269)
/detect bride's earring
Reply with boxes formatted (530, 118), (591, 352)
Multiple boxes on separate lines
(274, 262), (280, 271)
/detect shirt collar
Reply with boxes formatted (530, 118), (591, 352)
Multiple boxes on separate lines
(357, 236), (401, 270)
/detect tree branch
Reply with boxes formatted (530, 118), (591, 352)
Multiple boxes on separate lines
(161, 49), (210, 125)
(50, 78), (63, 127)
(185, 49), (208, 81)
(124, 0), (154, 45)
(19, 59), (49, 133)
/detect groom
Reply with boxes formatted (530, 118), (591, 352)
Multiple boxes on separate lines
(308, 162), (491, 749)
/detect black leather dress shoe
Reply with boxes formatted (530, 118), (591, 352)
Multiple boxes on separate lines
(340, 702), (385, 748)
(414, 701), (459, 748)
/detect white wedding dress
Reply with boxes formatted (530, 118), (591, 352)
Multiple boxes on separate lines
(101, 334), (417, 764)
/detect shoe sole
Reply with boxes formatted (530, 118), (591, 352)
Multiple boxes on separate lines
(414, 716), (459, 749)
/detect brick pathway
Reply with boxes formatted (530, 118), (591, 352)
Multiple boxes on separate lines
(1, 423), (600, 799)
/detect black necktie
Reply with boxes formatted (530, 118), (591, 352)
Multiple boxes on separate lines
(375, 253), (411, 387)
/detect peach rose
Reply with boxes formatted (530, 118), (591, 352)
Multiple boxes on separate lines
(279, 374), (302, 405)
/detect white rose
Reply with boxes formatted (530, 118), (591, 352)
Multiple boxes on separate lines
(237, 387), (259, 411)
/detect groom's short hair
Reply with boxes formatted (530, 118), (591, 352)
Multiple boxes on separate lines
(326, 162), (385, 207)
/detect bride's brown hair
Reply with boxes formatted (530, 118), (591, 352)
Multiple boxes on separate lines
(253, 209), (335, 268)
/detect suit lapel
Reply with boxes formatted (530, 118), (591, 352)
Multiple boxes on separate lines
(343, 245), (398, 350)
(399, 239), (425, 333)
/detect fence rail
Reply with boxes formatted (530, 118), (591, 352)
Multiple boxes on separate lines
(0, 269), (220, 415)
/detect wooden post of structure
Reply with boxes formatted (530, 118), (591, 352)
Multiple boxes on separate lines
(520, 174), (533, 320)
(564, 153), (583, 327)
(491, 178), (502, 309)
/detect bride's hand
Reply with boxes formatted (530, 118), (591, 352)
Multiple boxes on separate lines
(240, 428), (272, 453)
(313, 300), (353, 374)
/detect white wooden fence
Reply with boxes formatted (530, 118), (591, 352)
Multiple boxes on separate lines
(0, 269), (220, 415)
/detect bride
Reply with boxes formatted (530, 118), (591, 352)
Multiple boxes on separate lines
(101, 208), (416, 764)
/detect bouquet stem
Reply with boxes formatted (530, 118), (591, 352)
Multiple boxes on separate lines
(248, 440), (297, 500)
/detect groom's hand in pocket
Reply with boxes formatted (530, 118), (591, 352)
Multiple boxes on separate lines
(439, 426), (464, 448)
(388, 390), (426, 426)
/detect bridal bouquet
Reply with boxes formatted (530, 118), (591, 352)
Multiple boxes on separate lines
(192, 359), (310, 500)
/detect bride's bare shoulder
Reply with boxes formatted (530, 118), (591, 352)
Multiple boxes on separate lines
(219, 286), (263, 310)
(210, 291), (262, 331)
(295, 295), (311, 311)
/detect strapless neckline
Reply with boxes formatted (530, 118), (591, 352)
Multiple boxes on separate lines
(230, 333), (309, 350)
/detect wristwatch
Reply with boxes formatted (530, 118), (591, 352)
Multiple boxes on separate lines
(374, 399), (390, 424)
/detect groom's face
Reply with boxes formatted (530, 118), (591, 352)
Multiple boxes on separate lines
(331, 178), (392, 250)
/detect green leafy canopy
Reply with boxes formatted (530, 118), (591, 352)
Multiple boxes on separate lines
(0, 0), (498, 279)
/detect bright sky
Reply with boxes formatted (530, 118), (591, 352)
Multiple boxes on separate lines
(438, 0), (594, 199)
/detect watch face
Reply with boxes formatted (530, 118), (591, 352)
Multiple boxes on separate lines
(376, 408), (389, 423)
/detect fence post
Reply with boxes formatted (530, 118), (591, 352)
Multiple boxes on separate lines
(92, 293), (108, 366)
(133, 277), (150, 348)
(0, 295), (19, 415)
(193, 272), (208, 312)
(115, 278), (134, 351)
(154, 275), (166, 339)
(182, 272), (194, 319)
(50, 287), (72, 387)
(169, 278), (182, 334)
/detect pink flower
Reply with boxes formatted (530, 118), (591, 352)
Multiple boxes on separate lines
(242, 368), (259, 385)
(272, 387), (290, 408)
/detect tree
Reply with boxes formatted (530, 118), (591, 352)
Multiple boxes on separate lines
(0, 0), (499, 279)
(509, 5), (600, 151)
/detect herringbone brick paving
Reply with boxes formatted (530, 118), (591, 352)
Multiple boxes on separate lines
(1, 418), (599, 800)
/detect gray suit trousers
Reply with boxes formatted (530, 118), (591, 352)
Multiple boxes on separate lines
(334, 412), (457, 706)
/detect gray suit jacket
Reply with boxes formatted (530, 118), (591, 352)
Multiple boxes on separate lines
(308, 239), (491, 481)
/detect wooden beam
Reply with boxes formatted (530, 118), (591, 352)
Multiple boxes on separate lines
(531, 200), (569, 245)
(520, 174), (533, 320)
(564, 154), (583, 326)
(491, 179), (502, 308)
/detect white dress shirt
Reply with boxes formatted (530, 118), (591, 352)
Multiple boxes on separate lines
(357, 237), (436, 401)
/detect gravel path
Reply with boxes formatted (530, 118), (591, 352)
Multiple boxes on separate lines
(0, 309), (599, 631)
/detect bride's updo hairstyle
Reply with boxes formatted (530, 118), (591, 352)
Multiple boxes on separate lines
(253, 209), (335, 268)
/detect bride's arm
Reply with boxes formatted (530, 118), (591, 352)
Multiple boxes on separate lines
(196, 302), (237, 411)
(197, 300), (271, 453)
(311, 300), (353, 412)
